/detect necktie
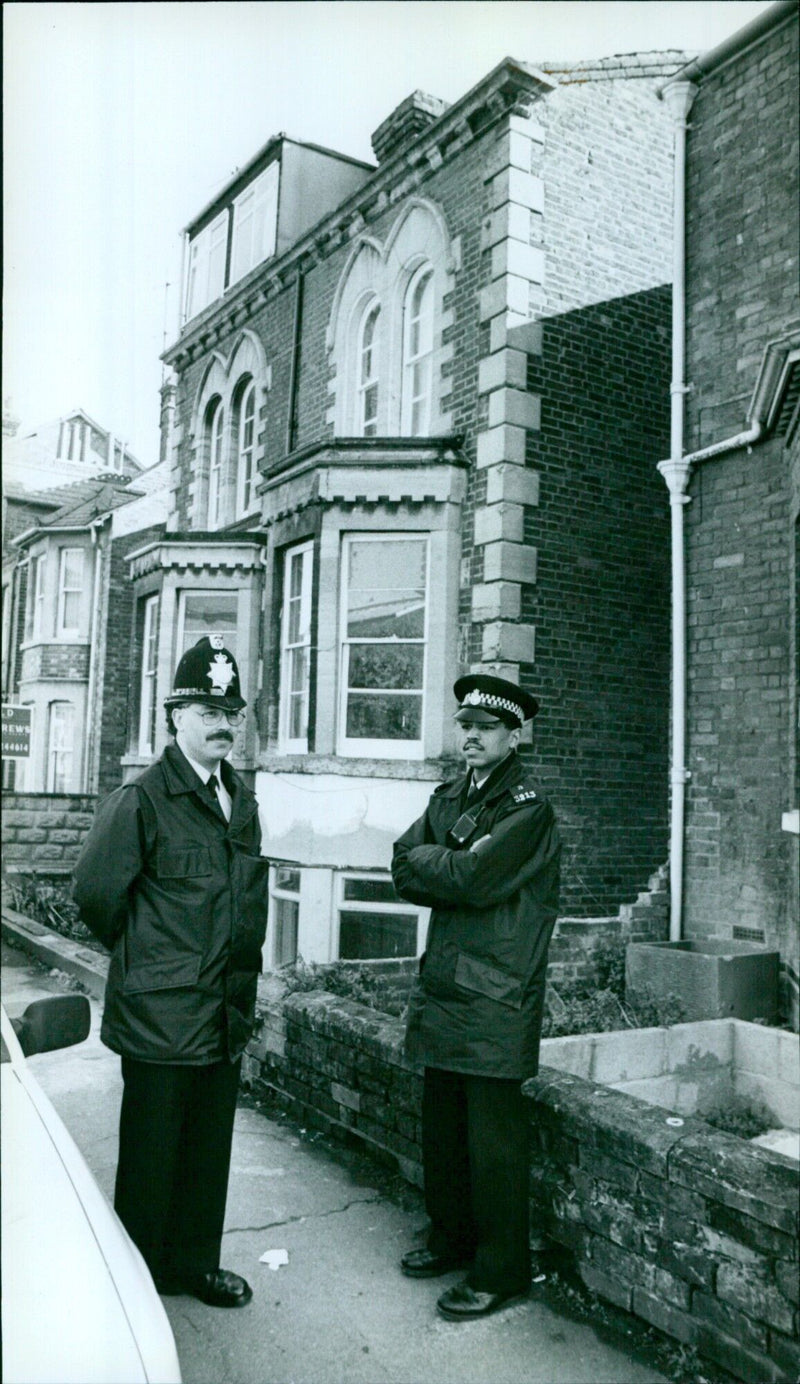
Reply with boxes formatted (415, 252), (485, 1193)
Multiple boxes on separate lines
(206, 773), (230, 820)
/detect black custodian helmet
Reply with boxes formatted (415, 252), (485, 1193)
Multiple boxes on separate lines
(164, 635), (246, 711)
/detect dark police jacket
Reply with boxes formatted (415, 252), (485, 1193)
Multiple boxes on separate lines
(392, 752), (561, 1080)
(73, 743), (269, 1064)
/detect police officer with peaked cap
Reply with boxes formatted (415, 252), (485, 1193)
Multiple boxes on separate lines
(73, 636), (269, 1308)
(392, 673), (562, 1321)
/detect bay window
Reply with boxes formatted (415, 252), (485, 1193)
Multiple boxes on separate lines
(57, 548), (84, 636)
(279, 542), (313, 752)
(137, 594), (160, 757)
(47, 701), (74, 792)
(338, 534), (428, 757)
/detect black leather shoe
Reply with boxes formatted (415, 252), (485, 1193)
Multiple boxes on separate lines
(437, 1279), (527, 1320)
(193, 1269), (253, 1308)
(158, 1269), (253, 1307)
(401, 1247), (471, 1278)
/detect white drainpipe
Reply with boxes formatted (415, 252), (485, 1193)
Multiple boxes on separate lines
(657, 78), (766, 942)
(658, 78), (697, 943)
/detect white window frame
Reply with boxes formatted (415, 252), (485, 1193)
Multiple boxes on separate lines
(235, 378), (257, 518)
(56, 548), (84, 637)
(175, 589), (239, 661)
(26, 553), (46, 641)
(401, 265), (434, 435)
(337, 533), (429, 760)
(279, 542), (313, 753)
(356, 300), (381, 437)
(206, 400), (225, 529)
(270, 864), (300, 967)
(47, 701), (74, 793)
(137, 594), (160, 757)
(230, 163), (279, 286)
(185, 210), (228, 321)
(335, 872), (426, 960)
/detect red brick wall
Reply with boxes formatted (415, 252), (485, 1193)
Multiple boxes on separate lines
(519, 286), (672, 915)
(681, 13), (798, 993)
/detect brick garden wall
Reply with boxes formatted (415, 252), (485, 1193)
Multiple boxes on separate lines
(245, 986), (798, 1384)
(1, 793), (96, 874)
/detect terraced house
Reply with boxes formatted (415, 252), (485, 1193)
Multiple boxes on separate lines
(111, 48), (687, 970)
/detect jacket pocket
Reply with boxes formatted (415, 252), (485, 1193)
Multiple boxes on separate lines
(123, 954), (202, 994)
(155, 846), (213, 879)
(454, 952), (524, 1009)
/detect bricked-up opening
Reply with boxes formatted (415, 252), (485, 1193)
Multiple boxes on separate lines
(371, 91), (449, 163)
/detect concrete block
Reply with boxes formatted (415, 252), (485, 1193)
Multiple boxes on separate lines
(488, 387), (541, 431)
(478, 348), (527, 394)
(476, 424), (527, 468)
(481, 203), (531, 250)
(665, 1019), (734, 1073)
(471, 582), (522, 622)
(540, 1034), (594, 1079)
(486, 465), (540, 507)
(732, 1018), (785, 1078)
(491, 240), (546, 284)
(479, 275), (530, 322)
(590, 1028), (667, 1084)
(481, 621), (536, 664)
(489, 167), (545, 213)
(474, 502), (524, 546)
(626, 942), (780, 1022)
(482, 541), (537, 585)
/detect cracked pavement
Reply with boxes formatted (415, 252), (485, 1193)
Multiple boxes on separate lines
(3, 942), (669, 1384)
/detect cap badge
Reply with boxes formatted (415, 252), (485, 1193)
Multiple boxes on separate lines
(208, 652), (235, 694)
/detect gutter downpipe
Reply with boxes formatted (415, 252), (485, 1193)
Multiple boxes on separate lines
(658, 78), (697, 944)
(657, 73), (766, 941)
(82, 519), (105, 792)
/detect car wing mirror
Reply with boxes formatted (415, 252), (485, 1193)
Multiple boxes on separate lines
(12, 995), (91, 1057)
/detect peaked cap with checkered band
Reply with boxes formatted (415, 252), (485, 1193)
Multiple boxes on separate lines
(453, 673), (539, 728)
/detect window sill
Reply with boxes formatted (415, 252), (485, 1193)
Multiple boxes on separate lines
(257, 752), (456, 781)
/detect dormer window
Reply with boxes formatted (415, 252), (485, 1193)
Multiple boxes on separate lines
(185, 211), (228, 321)
(230, 163), (279, 286)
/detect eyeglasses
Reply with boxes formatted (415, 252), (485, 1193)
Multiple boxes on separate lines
(192, 708), (245, 727)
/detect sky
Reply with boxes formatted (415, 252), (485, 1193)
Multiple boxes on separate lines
(3, 0), (776, 467)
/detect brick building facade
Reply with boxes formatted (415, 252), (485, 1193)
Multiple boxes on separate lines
(660, 4), (799, 1023)
(105, 50), (687, 967)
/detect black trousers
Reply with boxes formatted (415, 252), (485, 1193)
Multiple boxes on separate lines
(422, 1066), (532, 1296)
(115, 1055), (241, 1285)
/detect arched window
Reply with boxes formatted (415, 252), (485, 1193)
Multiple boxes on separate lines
(206, 397), (225, 528)
(357, 302), (381, 437)
(234, 377), (257, 517)
(401, 267), (434, 435)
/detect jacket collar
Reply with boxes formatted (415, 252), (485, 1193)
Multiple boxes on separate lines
(160, 743), (257, 832)
(439, 750), (523, 801)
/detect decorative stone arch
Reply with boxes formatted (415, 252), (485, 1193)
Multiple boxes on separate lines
(190, 353), (228, 526)
(326, 198), (455, 436)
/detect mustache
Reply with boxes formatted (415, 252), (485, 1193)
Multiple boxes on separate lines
(207, 730), (234, 741)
